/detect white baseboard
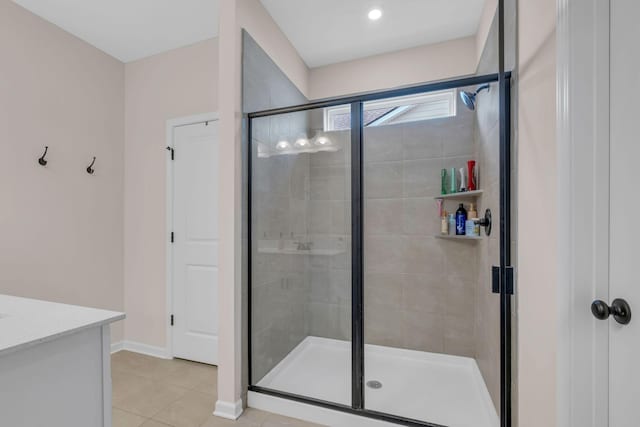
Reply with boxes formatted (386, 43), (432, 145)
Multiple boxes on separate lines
(110, 340), (170, 359)
(110, 341), (124, 354)
(213, 399), (243, 420)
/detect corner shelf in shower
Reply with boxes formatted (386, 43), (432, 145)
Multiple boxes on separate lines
(434, 190), (483, 200)
(435, 235), (482, 241)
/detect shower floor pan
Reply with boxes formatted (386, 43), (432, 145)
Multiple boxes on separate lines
(255, 336), (499, 427)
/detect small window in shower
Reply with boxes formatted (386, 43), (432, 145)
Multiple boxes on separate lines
(324, 89), (457, 131)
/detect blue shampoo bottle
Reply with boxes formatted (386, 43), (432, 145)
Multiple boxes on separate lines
(455, 203), (467, 236)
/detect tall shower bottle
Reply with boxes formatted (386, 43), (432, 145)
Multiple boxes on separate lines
(455, 203), (467, 235)
(467, 160), (476, 191)
(449, 167), (457, 194)
(441, 169), (448, 195)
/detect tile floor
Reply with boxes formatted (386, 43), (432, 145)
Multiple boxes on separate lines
(112, 351), (325, 427)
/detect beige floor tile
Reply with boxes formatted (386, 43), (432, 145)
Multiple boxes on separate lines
(162, 360), (218, 390)
(238, 408), (269, 425)
(262, 413), (326, 427)
(198, 415), (241, 427)
(114, 378), (190, 418)
(112, 408), (146, 427)
(113, 370), (154, 404)
(192, 379), (217, 397)
(198, 410), (325, 427)
(140, 420), (173, 427)
(113, 351), (181, 381)
(151, 390), (215, 427)
(112, 352), (322, 427)
(198, 409), (267, 427)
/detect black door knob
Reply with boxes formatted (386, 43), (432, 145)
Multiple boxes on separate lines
(591, 300), (610, 320)
(591, 298), (632, 325)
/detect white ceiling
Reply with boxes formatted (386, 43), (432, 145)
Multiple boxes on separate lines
(260, 0), (486, 68)
(11, 0), (219, 63)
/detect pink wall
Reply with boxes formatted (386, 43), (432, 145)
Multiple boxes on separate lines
(476, 0), (498, 64)
(2, 0), (220, 351)
(517, 0), (557, 425)
(123, 38), (219, 348)
(0, 0), (125, 341)
(216, 0), (311, 415)
(309, 37), (477, 100)
(237, 0), (309, 97)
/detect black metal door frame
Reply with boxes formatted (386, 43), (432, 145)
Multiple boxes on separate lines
(247, 1), (513, 419)
(246, 70), (513, 427)
(497, 1), (513, 425)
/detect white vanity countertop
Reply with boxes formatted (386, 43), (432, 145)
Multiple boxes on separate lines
(0, 294), (125, 357)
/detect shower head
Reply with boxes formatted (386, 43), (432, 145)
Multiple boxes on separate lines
(459, 84), (491, 111)
(460, 91), (477, 111)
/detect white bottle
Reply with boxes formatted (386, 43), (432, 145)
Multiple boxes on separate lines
(441, 211), (449, 235)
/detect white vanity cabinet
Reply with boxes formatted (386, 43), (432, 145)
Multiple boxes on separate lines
(0, 295), (124, 427)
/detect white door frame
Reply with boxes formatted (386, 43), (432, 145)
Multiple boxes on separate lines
(556, 0), (610, 426)
(166, 112), (219, 359)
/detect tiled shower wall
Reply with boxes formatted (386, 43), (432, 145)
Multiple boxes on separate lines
(250, 112), (313, 382)
(250, 141), (311, 382)
(305, 112), (352, 341)
(360, 98), (479, 356)
(251, 108), (353, 380)
(244, 32), (311, 383)
(474, 80), (501, 411)
(472, 1), (518, 412)
(287, 98), (481, 357)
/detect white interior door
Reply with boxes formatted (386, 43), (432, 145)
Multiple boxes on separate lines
(608, 1), (639, 425)
(172, 120), (219, 365)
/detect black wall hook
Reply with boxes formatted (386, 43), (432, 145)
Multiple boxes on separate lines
(38, 146), (49, 166)
(86, 157), (96, 175)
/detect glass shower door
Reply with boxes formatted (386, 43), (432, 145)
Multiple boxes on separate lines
(249, 105), (352, 406)
(361, 86), (502, 427)
(247, 76), (511, 427)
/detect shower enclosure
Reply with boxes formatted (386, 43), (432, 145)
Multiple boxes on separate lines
(246, 72), (513, 427)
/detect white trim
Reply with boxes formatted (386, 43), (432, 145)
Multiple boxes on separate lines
(165, 112), (218, 361)
(556, 1), (610, 426)
(110, 341), (124, 354)
(110, 340), (172, 359)
(213, 399), (243, 420)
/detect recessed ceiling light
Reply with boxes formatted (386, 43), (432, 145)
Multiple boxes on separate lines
(368, 8), (382, 21)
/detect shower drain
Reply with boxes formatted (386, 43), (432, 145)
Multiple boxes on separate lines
(366, 380), (383, 389)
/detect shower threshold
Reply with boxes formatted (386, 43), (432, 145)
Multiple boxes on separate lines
(251, 336), (499, 427)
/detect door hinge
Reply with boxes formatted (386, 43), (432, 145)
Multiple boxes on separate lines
(166, 146), (174, 160)
(492, 265), (515, 295)
(492, 266), (500, 294)
(170, 314), (174, 326)
(505, 266), (515, 295)
(170, 232), (174, 243)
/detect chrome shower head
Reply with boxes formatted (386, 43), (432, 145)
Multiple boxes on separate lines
(459, 84), (491, 111)
(460, 91), (477, 111)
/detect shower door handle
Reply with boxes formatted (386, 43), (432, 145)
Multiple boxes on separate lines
(591, 298), (632, 325)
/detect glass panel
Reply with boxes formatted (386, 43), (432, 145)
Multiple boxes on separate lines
(362, 84), (500, 427)
(250, 106), (352, 406)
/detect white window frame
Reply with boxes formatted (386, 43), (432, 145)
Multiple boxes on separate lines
(323, 89), (457, 131)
